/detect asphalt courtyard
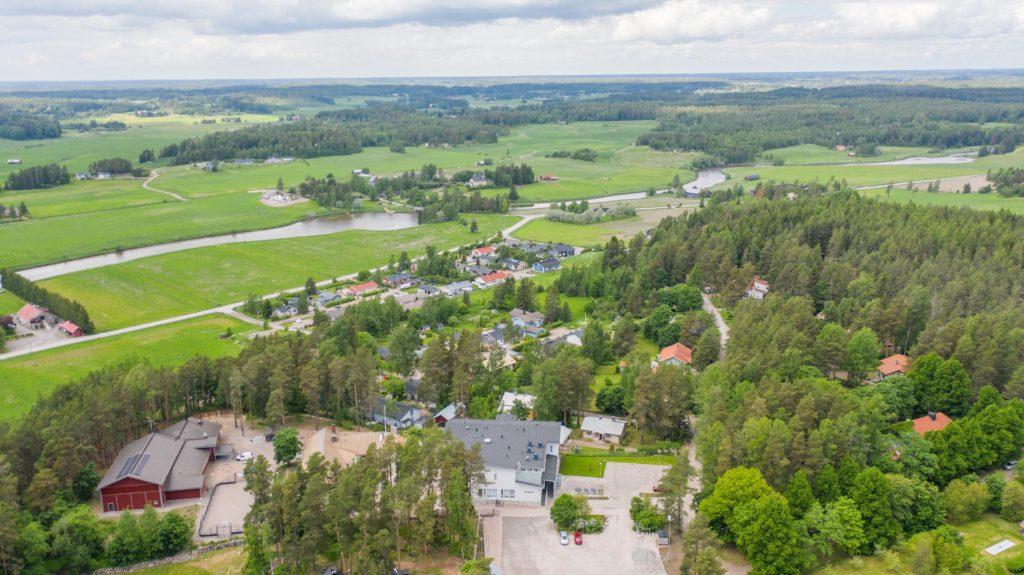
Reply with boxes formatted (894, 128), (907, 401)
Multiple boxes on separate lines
(492, 462), (669, 575)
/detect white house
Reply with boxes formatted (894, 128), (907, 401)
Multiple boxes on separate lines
(447, 418), (563, 505)
(746, 276), (770, 299)
(580, 416), (627, 444)
(499, 392), (536, 415)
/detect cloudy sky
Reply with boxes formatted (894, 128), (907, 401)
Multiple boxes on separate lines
(4, 0), (1024, 82)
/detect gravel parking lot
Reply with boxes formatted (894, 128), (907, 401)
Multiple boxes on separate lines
(494, 462), (669, 575)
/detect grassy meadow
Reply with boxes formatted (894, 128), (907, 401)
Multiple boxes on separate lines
(759, 144), (941, 166)
(0, 314), (252, 420)
(860, 187), (1024, 215)
(0, 291), (24, 315)
(40, 214), (516, 331)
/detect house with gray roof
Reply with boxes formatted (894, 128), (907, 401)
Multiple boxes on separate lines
(367, 397), (426, 430)
(580, 415), (628, 444)
(98, 418), (223, 512)
(447, 418), (564, 505)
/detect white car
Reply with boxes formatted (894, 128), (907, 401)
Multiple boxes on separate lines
(235, 451), (254, 462)
(559, 530), (569, 546)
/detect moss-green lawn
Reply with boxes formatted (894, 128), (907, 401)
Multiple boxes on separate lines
(0, 291), (24, 315)
(560, 447), (674, 478)
(0, 314), (252, 420)
(41, 215), (517, 331)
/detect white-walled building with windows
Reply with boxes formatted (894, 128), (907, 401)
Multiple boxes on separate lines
(446, 416), (565, 505)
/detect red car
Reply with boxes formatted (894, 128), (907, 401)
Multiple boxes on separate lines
(573, 531), (583, 545)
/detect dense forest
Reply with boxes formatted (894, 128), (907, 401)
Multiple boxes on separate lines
(4, 163), (70, 190)
(0, 111), (61, 140)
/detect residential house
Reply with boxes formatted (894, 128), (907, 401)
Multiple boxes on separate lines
(549, 244), (575, 258)
(470, 245), (496, 260)
(434, 403), (464, 428)
(446, 418), (563, 505)
(467, 173), (488, 188)
(510, 308), (545, 329)
(367, 397), (425, 430)
(313, 291), (340, 308)
(95, 171), (112, 179)
(383, 272), (419, 289)
(466, 265), (494, 277)
(418, 284), (440, 297)
(658, 343), (692, 367)
(745, 276), (770, 299)
(440, 281), (474, 297)
(57, 321), (85, 338)
(98, 418), (224, 512)
(532, 258), (561, 273)
(405, 377), (422, 402)
(75, 172), (91, 181)
(580, 416), (627, 444)
(499, 392), (536, 416)
(342, 281), (379, 297)
(498, 258), (526, 271)
(911, 412), (952, 436)
(474, 270), (513, 289)
(15, 304), (47, 328)
(482, 324), (507, 348)
(522, 325), (545, 338)
(875, 354), (912, 381)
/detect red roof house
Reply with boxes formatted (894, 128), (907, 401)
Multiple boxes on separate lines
(471, 245), (496, 258)
(911, 412), (952, 436)
(342, 281), (379, 297)
(98, 418), (222, 512)
(876, 354), (912, 380)
(16, 303), (46, 326)
(658, 343), (692, 367)
(540, 174), (558, 181)
(57, 321), (84, 337)
(474, 270), (512, 288)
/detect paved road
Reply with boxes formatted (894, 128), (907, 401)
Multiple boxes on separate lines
(143, 168), (188, 201)
(701, 293), (729, 362)
(0, 216), (534, 361)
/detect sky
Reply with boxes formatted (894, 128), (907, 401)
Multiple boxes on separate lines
(3, 0), (1024, 82)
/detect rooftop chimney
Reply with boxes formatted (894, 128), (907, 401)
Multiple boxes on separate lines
(928, 412), (936, 420)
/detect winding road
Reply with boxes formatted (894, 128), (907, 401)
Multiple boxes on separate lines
(143, 168), (187, 201)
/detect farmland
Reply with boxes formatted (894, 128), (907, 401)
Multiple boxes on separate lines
(0, 314), (252, 420)
(40, 214), (516, 330)
(512, 205), (693, 245)
(0, 291), (24, 315)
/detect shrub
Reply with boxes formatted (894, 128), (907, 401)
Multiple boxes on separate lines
(1007, 555), (1024, 573)
(629, 496), (665, 533)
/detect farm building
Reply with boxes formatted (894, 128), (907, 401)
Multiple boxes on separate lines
(98, 418), (224, 512)
(57, 320), (85, 337)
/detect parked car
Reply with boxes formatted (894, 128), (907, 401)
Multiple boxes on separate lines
(574, 530), (583, 545)
(1005, 460), (1018, 470)
(652, 485), (660, 493)
(559, 530), (569, 545)
(236, 451), (254, 462)
(321, 569), (338, 575)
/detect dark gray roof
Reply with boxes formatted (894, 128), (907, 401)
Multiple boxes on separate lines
(98, 418), (219, 491)
(447, 418), (561, 472)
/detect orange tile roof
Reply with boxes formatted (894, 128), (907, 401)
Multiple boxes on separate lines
(658, 343), (692, 365)
(912, 412), (952, 436)
(479, 270), (512, 284)
(347, 281), (379, 294)
(472, 246), (496, 256)
(878, 354), (912, 376)
(16, 304), (44, 323)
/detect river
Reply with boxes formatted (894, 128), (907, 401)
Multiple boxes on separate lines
(20, 211), (420, 281)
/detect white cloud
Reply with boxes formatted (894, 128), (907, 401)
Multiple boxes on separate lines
(612, 0), (774, 43)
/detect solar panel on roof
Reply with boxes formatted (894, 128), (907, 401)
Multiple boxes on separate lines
(132, 453), (150, 475)
(117, 453), (141, 478)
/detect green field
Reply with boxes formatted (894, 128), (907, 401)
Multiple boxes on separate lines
(0, 178), (165, 219)
(513, 216), (645, 246)
(760, 144), (940, 166)
(723, 147), (1024, 190)
(0, 314), (252, 420)
(150, 122), (693, 203)
(0, 191), (316, 270)
(41, 215), (516, 331)
(0, 113), (277, 178)
(814, 514), (1024, 575)
(861, 188), (1024, 214)
(0, 291), (24, 315)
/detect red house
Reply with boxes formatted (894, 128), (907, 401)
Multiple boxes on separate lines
(57, 320), (84, 337)
(98, 418), (222, 512)
(342, 281), (379, 298)
(658, 343), (692, 367)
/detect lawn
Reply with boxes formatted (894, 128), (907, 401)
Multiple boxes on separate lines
(590, 364), (621, 410)
(131, 546), (244, 575)
(0, 314), (252, 420)
(0, 291), (23, 315)
(41, 215), (517, 331)
(814, 514), (1024, 575)
(560, 451), (674, 478)
(0, 178), (165, 219)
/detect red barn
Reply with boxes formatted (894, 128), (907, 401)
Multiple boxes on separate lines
(98, 418), (221, 512)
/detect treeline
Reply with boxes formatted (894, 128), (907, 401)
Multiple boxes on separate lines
(316, 104), (509, 148)
(4, 163), (70, 190)
(0, 269), (94, 332)
(241, 428), (481, 573)
(64, 119), (127, 132)
(89, 157), (145, 176)
(418, 189), (509, 224)
(159, 119), (362, 164)
(988, 167), (1024, 197)
(295, 175), (365, 210)
(0, 111), (61, 140)
(486, 163), (535, 187)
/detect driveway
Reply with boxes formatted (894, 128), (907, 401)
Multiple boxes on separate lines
(492, 462), (669, 575)
(702, 293), (729, 362)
